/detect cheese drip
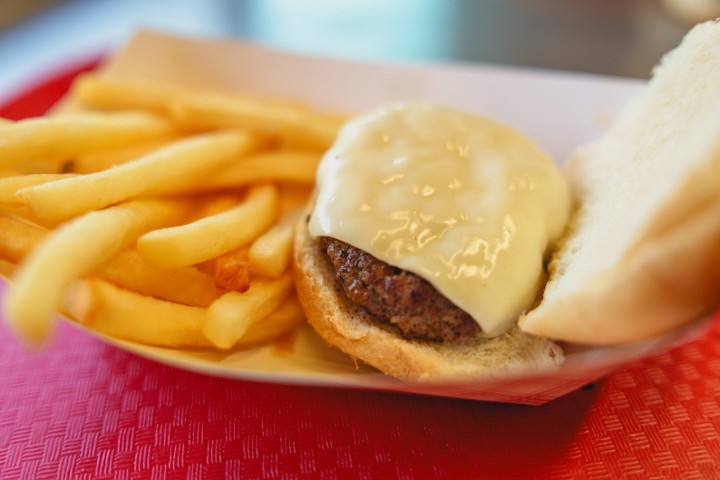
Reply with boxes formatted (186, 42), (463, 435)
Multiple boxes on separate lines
(309, 104), (570, 337)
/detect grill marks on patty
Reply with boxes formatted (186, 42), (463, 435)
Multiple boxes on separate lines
(320, 237), (480, 342)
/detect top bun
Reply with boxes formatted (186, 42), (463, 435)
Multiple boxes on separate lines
(519, 19), (720, 344)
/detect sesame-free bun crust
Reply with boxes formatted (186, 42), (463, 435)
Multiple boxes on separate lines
(519, 20), (720, 344)
(293, 215), (564, 382)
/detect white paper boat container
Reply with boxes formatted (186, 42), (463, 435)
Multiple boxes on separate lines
(3, 30), (714, 405)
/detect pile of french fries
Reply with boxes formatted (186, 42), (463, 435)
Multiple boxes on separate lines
(0, 74), (346, 350)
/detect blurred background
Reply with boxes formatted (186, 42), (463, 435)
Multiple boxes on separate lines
(0, 0), (716, 105)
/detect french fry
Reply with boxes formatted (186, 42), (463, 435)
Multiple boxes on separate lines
(18, 130), (254, 221)
(0, 215), (45, 262)
(170, 94), (341, 150)
(211, 246), (252, 292)
(0, 168), (21, 178)
(190, 151), (321, 192)
(196, 193), (242, 217)
(248, 207), (302, 278)
(137, 184), (279, 268)
(69, 136), (180, 173)
(204, 273), (294, 349)
(0, 204), (52, 227)
(3, 198), (192, 343)
(64, 278), (211, 348)
(5, 160), (67, 176)
(238, 295), (305, 346)
(278, 182), (313, 205)
(1, 72), (345, 352)
(72, 74), (185, 115)
(73, 75), (345, 149)
(0, 112), (173, 168)
(96, 250), (222, 308)
(0, 259), (16, 279)
(0, 174), (77, 208)
(0, 215), (220, 307)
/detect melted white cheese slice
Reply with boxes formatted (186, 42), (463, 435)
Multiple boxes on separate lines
(309, 104), (570, 336)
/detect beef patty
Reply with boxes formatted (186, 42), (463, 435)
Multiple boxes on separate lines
(320, 237), (480, 342)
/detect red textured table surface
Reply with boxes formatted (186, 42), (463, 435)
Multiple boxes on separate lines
(1, 61), (720, 480)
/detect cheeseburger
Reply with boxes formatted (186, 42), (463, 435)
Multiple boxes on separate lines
(294, 20), (720, 381)
(295, 103), (572, 380)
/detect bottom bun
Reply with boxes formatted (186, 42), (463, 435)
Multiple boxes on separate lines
(293, 213), (564, 382)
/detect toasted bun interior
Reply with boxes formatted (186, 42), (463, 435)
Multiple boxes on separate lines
(519, 19), (720, 344)
(293, 214), (564, 382)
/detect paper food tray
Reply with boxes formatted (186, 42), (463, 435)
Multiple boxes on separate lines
(2, 30), (714, 405)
